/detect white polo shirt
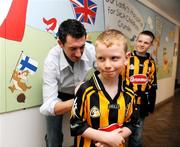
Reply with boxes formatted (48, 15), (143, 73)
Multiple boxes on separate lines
(40, 42), (95, 115)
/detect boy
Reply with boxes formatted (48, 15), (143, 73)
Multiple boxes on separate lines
(125, 30), (157, 147)
(70, 29), (136, 147)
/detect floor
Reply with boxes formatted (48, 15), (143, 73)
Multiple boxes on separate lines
(142, 89), (180, 147)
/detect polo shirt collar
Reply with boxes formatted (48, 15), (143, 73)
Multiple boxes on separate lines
(59, 47), (89, 71)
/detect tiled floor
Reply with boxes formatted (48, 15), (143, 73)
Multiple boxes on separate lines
(142, 89), (180, 147)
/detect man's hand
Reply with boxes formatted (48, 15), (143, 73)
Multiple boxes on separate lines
(54, 99), (74, 115)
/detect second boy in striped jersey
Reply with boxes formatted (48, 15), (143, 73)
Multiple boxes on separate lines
(125, 31), (157, 147)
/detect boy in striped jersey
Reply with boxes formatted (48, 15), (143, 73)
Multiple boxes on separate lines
(70, 29), (137, 147)
(125, 31), (157, 147)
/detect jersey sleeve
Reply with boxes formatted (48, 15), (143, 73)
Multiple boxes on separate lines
(148, 59), (157, 89)
(148, 58), (157, 113)
(123, 89), (138, 132)
(70, 82), (90, 136)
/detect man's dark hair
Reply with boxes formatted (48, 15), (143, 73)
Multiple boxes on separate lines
(57, 19), (87, 45)
(140, 30), (155, 42)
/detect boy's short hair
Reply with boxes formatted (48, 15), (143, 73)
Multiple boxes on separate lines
(95, 29), (128, 52)
(139, 30), (155, 42)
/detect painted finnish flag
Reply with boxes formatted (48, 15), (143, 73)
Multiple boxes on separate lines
(17, 54), (38, 75)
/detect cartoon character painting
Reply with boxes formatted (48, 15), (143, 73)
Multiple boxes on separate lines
(9, 70), (31, 93)
(9, 52), (38, 93)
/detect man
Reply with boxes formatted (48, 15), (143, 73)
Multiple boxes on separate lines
(40, 19), (95, 147)
(125, 31), (157, 147)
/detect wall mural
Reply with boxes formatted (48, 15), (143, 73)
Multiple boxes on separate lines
(104, 0), (175, 79)
(0, 0), (104, 113)
(0, 0), (176, 113)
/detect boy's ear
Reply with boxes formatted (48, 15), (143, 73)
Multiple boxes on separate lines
(150, 42), (154, 48)
(126, 51), (131, 58)
(124, 51), (131, 65)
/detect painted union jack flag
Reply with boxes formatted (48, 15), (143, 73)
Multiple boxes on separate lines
(70, 0), (97, 25)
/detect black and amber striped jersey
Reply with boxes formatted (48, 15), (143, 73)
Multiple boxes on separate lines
(125, 50), (157, 93)
(70, 71), (135, 147)
(125, 50), (157, 116)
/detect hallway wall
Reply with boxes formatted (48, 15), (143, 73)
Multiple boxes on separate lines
(138, 0), (180, 104)
(0, 108), (46, 147)
(0, 1), (179, 147)
(175, 31), (180, 85)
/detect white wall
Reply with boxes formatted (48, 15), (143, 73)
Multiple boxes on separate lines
(0, 108), (46, 147)
(176, 31), (180, 84)
(0, 108), (74, 147)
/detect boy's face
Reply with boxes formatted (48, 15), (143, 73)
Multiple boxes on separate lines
(58, 35), (86, 62)
(135, 34), (153, 55)
(96, 42), (127, 80)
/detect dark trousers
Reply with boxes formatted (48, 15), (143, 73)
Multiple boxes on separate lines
(45, 115), (63, 147)
(128, 116), (145, 147)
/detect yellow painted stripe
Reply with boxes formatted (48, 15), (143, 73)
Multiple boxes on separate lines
(86, 90), (96, 126)
(80, 86), (93, 116)
(117, 93), (125, 124)
(99, 91), (109, 127)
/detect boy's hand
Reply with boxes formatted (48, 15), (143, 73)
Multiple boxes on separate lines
(95, 142), (109, 147)
(95, 124), (131, 147)
(100, 128), (125, 147)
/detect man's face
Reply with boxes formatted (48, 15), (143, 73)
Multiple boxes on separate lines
(59, 35), (86, 62)
(135, 34), (153, 55)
